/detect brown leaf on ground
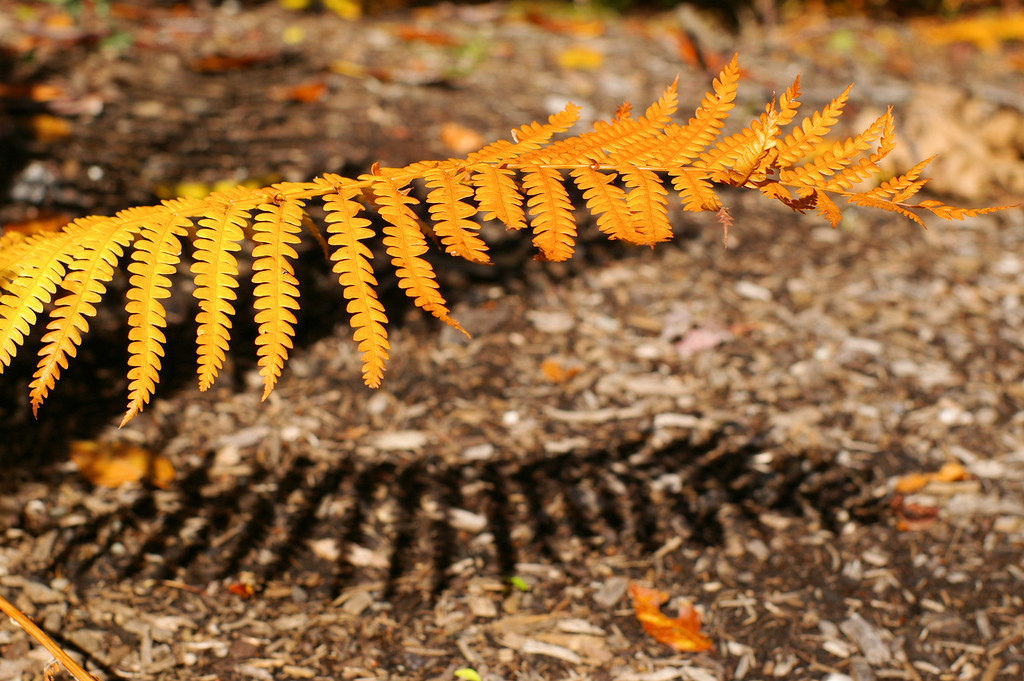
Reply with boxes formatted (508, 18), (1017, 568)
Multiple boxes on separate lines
(891, 495), (942, 531)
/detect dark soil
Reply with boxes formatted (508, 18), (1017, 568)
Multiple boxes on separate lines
(1, 2), (1023, 680)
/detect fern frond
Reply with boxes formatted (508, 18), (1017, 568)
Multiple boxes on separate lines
(123, 210), (191, 424)
(866, 156), (934, 202)
(522, 166), (577, 262)
(471, 164), (527, 231)
(523, 79), (679, 166)
(781, 133), (879, 188)
(622, 167), (672, 245)
(812, 188), (843, 228)
(0, 232), (33, 285)
(369, 174), (466, 333)
(319, 175), (390, 388)
(913, 200), (1014, 221)
(0, 225), (88, 369)
(30, 210), (145, 414)
(0, 55), (1016, 423)
(845, 192), (927, 228)
(190, 190), (251, 391)
(669, 167), (721, 213)
(569, 166), (638, 242)
(701, 100), (774, 170)
(773, 84), (852, 168)
(775, 75), (802, 129)
(787, 108), (890, 190)
(251, 197), (304, 400)
(648, 54), (739, 167)
(704, 103), (781, 187)
(466, 103), (581, 165)
(424, 167), (489, 264)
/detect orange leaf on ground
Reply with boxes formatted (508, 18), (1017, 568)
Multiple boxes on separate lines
(269, 80), (326, 103)
(439, 122), (485, 156)
(539, 357), (582, 384)
(893, 461), (969, 494)
(30, 114), (71, 142)
(525, 12), (604, 37)
(70, 441), (175, 488)
(556, 45), (604, 70)
(395, 26), (460, 47)
(628, 582), (713, 653)
(190, 52), (279, 72)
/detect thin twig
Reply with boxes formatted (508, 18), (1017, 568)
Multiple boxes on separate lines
(0, 592), (99, 681)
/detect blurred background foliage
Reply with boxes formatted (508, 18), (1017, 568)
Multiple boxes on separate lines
(347, 0), (1018, 19)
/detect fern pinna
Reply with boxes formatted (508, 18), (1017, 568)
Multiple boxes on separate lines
(0, 55), (1015, 425)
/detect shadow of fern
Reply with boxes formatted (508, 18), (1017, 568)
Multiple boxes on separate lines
(33, 425), (887, 607)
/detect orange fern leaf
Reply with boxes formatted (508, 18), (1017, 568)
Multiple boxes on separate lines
(190, 192), (251, 391)
(622, 166), (673, 245)
(781, 134), (877, 188)
(369, 174), (466, 332)
(531, 79), (679, 166)
(0, 233), (32, 285)
(30, 211), (144, 414)
(472, 164), (527, 231)
(773, 84), (852, 169)
(569, 166), (638, 242)
(806, 109), (893, 192)
(775, 74), (802, 129)
(424, 167), (490, 264)
(522, 166), (576, 261)
(705, 103), (781, 187)
(0, 225), (88, 369)
(669, 167), (721, 213)
(123, 208), (193, 424)
(320, 176), (390, 388)
(251, 197), (304, 400)
(812, 188), (843, 228)
(466, 103), (581, 166)
(913, 199), (1015, 221)
(866, 156), (935, 202)
(845, 192), (927, 228)
(650, 54), (739, 167)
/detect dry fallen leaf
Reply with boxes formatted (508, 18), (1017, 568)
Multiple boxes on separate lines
(69, 440), (174, 488)
(439, 122), (486, 156)
(893, 461), (969, 494)
(628, 582), (713, 653)
(395, 25), (460, 47)
(30, 114), (71, 142)
(269, 80), (326, 103)
(525, 12), (605, 38)
(540, 357), (582, 384)
(891, 494), (941, 531)
(914, 12), (1024, 53)
(556, 45), (604, 71)
(226, 582), (255, 599)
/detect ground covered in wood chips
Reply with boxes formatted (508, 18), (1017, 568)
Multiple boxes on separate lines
(2, 2), (1024, 680)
